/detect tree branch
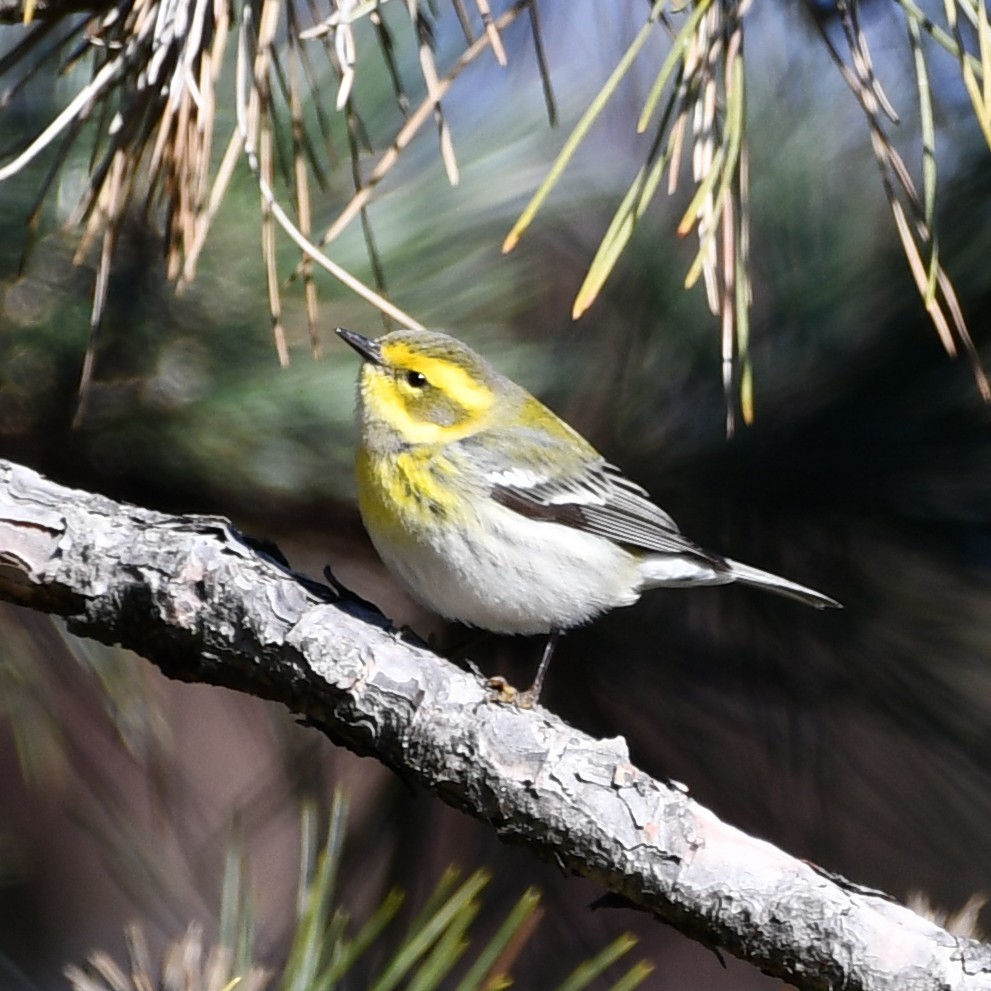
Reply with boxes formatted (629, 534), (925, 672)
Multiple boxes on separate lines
(0, 457), (987, 990)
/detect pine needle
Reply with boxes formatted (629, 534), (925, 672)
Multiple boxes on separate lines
(503, 0), (667, 255)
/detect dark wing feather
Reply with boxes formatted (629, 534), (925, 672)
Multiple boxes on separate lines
(487, 456), (723, 565)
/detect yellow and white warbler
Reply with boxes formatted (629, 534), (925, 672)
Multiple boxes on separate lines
(338, 327), (840, 704)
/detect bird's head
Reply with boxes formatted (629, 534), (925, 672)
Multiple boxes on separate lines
(337, 328), (501, 448)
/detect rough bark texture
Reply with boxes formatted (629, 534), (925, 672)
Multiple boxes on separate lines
(0, 457), (988, 990)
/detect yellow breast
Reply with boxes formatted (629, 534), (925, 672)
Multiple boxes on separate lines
(355, 447), (462, 550)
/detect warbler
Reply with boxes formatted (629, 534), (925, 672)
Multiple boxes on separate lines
(338, 327), (840, 704)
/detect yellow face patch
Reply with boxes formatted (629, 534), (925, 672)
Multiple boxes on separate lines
(361, 344), (495, 444)
(384, 342), (494, 412)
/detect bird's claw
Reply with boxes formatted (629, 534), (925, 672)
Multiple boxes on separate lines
(484, 676), (537, 709)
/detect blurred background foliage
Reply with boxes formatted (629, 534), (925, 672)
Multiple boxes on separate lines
(1, 0), (991, 988)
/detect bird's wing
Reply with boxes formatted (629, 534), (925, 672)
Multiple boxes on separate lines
(468, 429), (722, 563)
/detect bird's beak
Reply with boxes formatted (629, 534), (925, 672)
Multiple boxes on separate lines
(336, 328), (383, 365)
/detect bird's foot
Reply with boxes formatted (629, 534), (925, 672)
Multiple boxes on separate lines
(484, 676), (537, 709)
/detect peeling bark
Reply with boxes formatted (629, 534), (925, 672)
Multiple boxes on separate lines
(0, 457), (988, 990)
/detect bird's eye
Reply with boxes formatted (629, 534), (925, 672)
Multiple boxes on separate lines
(404, 370), (428, 388)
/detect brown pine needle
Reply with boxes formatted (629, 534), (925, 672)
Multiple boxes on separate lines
(309, 0), (530, 256)
(475, 0), (508, 66)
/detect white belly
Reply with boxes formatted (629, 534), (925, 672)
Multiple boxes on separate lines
(366, 500), (643, 635)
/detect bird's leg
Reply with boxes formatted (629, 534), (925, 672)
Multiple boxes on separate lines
(513, 630), (560, 709)
(483, 632), (561, 708)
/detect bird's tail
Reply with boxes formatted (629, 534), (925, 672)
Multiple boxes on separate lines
(723, 558), (841, 610)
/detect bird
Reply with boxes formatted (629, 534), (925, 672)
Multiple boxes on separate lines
(337, 327), (840, 706)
